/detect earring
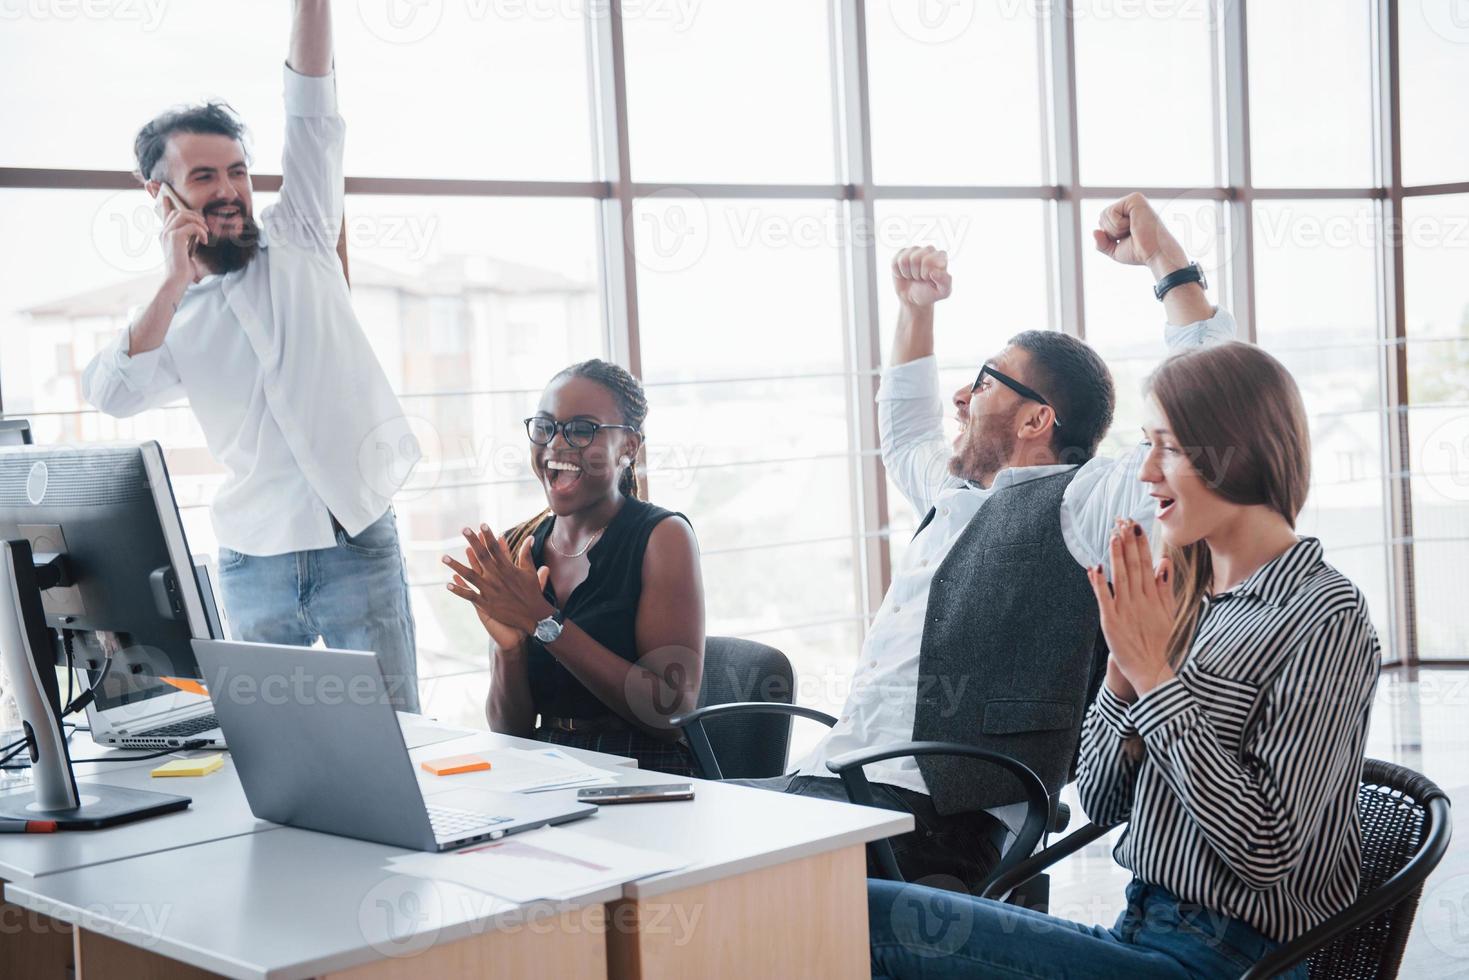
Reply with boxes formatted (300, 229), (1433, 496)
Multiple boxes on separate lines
(618, 456), (631, 468)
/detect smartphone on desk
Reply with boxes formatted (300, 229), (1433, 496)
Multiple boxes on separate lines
(576, 783), (694, 805)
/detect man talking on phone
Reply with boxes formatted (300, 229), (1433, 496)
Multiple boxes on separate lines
(81, 0), (421, 710)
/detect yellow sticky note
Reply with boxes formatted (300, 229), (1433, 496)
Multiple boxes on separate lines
(152, 754), (225, 778)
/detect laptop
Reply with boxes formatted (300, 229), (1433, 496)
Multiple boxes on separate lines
(192, 639), (597, 851)
(86, 559), (228, 750)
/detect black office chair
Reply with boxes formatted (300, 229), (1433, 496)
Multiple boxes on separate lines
(676, 637), (800, 780)
(675, 691), (1059, 896)
(981, 759), (1453, 980)
(825, 740), (1053, 896)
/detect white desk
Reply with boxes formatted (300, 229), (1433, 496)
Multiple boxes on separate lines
(2, 718), (911, 979)
(0, 715), (635, 978)
(7, 827), (621, 979)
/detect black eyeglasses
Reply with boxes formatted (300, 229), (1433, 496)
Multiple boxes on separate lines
(524, 416), (639, 448)
(972, 364), (1062, 428)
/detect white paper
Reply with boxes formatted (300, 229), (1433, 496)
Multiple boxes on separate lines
(516, 748), (618, 792)
(445, 748), (616, 794)
(387, 826), (688, 903)
(396, 713), (479, 750)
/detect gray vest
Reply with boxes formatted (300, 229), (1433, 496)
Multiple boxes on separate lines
(913, 469), (1106, 816)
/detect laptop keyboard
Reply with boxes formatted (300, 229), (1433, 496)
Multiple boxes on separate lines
(145, 714), (221, 738)
(427, 804), (512, 838)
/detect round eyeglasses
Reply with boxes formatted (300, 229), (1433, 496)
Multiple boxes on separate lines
(523, 416), (639, 448)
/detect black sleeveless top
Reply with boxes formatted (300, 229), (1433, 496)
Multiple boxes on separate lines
(525, 498), (689, 719)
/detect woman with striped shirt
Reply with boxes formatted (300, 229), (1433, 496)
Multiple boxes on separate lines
(867, 338), (1381, 977)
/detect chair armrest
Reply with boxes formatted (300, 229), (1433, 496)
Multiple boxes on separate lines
(671, 702), (838, 781)
(1240, 793), (1453, 979)
(979, 821), (1115, 901)
(826, 740), (1050, 889)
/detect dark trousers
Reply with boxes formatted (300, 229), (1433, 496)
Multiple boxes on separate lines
(730, 773), (1004, 894)
(539, 727), (695, 777)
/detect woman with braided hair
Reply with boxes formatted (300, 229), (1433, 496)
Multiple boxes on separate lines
(442, 359), (705, 774)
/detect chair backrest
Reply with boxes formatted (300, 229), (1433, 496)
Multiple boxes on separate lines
(1307, 759), (1450, 979)
(694, 637), (794, 779)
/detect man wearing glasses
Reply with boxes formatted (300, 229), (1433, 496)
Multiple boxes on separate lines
(80, 2), (421, 710)
(739, 193), (1235, 891)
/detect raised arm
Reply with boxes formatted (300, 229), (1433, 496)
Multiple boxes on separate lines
(879, 246), (962, 516)
(288, 0), (333, 77)
(277, 0), (344, 254)
(1093, 192), (1214, 326)
(1061, 194), (1237, 573)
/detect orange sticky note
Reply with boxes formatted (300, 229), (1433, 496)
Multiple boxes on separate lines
(161, 677), (208, 697)
(420, 754), (492, 776)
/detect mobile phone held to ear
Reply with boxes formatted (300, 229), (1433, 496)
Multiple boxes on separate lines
(575, 783), (694, 805)
(155, 181), (202, 258)
(157, 181), (192, 215)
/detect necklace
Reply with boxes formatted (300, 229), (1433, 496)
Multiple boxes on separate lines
(547, 525), (605, 559)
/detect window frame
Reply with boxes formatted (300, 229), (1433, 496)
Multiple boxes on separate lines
(3, 0), (1464, 667)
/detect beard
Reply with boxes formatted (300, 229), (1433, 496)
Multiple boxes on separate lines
(194, 204), (261, 274)
(948, 407), (1019, 486)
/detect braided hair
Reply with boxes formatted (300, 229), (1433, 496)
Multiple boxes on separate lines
(504, 359), (648, 555)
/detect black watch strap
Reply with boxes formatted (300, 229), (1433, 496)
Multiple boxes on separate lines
(1153, 261), (1206, 301)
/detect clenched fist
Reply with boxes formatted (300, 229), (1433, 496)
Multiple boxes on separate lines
(891, 245), (952, 311)
(1093, 193), (1188, 277)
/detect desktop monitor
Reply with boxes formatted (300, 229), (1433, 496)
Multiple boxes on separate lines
(0, 442), (212, 689)
(0, 441), (211, 825)
(0, 419), (32, 446)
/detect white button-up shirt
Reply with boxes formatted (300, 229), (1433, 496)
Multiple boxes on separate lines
(794, 309), (1238, 814)
(81, 66), (417, 557)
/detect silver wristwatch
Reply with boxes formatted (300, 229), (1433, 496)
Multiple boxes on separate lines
(534, 608), (565, 644)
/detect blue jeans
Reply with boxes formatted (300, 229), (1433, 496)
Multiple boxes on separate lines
(869, 877), (1308, 979)
(216, 509), (419, 712)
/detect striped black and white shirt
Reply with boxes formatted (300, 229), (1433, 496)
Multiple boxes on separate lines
(1077, 537), (1381, 943)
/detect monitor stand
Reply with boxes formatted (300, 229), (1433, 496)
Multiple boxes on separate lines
(0, 539), (189, 828)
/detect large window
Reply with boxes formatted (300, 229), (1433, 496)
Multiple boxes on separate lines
(4, 0), (1467, 741)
